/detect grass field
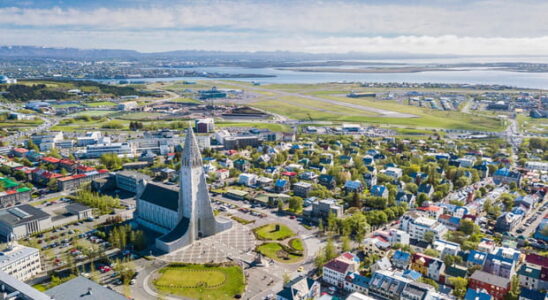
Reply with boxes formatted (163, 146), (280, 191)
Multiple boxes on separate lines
(256, 243), (303, 263)
(117, 112), (166, 120)
(153, 264), (245, 300)
(289, 238), (304, 251)
(85, 101), (117, 107)
(216, 122), (290, 132)
(517, 114), (547, 134)
(253, 223), (296, 240)
(244, 85), (504, 131)
(69, 110), (115, 117)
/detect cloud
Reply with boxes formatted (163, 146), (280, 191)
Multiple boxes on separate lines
(0, 0), (547, 55)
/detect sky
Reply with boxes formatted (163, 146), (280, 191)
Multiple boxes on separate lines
(1, 0), (547, 56)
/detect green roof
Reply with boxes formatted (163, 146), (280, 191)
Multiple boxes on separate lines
(16, 187), (31, 193)
(445, 265), (468, 278)
(0, 177), (19, 189)
(225, 189), (248, 197)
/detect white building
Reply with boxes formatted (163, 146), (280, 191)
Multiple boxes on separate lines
(381, 167), (403, 179)
(0, 75), (16, 84)
(117, 101), (138, 111)
(76, 131), (102, 147)
(433, 239), (461, 258)
(525, 161), (548, 172)
(0, 244), (42, 281)
(238, 173), (257, 187)
(83, 142), (135, 158)
(401, 214), (448, 242)
(322, 253), (360, 287)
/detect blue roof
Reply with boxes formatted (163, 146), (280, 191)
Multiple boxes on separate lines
(344, 180), (362, 190)
(467, 250), (487, 265)
(519, 288), (547, 300)
(275, 179), (288, 187)
(402, 270), (422, 281)
(449, 216), (461, 225)
(392, 250), (411, 262)
(418, 183), (433, 193)
(464, 288), (492, 300)
(491, 248), (520, 262)
(371, 185), (386, 196)
(345, 272), (370, 288)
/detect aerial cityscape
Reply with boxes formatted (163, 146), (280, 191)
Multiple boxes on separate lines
(0, 1), (546, 300)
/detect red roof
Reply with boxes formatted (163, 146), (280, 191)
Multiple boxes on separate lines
(59, 174), (87, 182)
(281, 171), (297, 176)
(42, 156), (61, 164)
(59, 159), (76, 165)
(226, 150), (238, 155)
(324, 258), (352, 274)
(526, 254), (548, 268)
(13, 148), (28, 153)
(418, 205), (441, 212)
(5, 190), (16, 195)
(76, 165), (95, 172)
(98, 169), (109, 174)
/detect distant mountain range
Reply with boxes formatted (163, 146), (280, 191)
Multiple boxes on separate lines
(0, 45), (454, 61)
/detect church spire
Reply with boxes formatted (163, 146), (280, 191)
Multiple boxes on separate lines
(181, 126), (202, 168)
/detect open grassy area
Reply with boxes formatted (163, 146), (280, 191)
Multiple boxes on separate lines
(69, 110), (115, 117)
(289, 238), (304, 251)
(517, 114), (547, 134)
(117, 112), (166, 120)
(256, 243), (303, 263)
(253, 223), (296, 240)
(153, 264), (245, 300)
(216, 122), (290, 132)
(231, 216), (255, 225)
(85, 101), (117, 107)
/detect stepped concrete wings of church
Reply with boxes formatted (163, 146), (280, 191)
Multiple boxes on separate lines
(153, 128), (232, 253)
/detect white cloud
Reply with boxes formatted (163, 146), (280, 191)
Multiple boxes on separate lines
(1, 0), (547, 55)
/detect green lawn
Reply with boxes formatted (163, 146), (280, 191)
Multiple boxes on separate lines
(70, 110), (115, 117)
(289, 238), (304, 251)
(153, 264), (245, 300)
(253, 223), (296, 240)
(85, 101), (117, 107)
(117, 112), (166, 120)
(216, 122), (290, 132)
(256, 243), (303, 263)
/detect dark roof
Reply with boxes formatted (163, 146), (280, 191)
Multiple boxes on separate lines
(45, 276), (127, 300)
(324, 258), (352, 274)
(66, 203), (92, 212)
(139, 182), (179, 211)
(159, 217), (189, 243)
(0, 204), (50, 227)
(519, 288), (547, 300)
(470, 270), (510, 288)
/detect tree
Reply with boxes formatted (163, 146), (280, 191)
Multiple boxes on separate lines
(419, 277), (439, 291)
(459, 219), (478, 235)
(26, 139), (39, 151)
(325, 238), (337, 261)
(99, 153), (123, 170)
(424, 231), (435, 244)
(449, 277), (468, 299)
(424, 248), (440, 257)
(47, 178), (58, 191)
(288, 196), (303, 213)
(417, 193), (430, 206)
(341, 235), (351, 252)
(277, 199), (284, 212)
(443, 254), (463, 267)
(505, 275), (520, 300)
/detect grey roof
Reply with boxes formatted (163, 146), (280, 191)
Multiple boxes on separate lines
(0, 205), (50, 227)
(66, 203), (92, 213)
(181, 128), (202, 168)
(45, 276), (126, 300)
(470, 270), (510, 288)
(0, 270), (52, 300)
(139, 182), (179, 211)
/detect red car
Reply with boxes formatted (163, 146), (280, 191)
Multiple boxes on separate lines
(289, 216), (296, 219)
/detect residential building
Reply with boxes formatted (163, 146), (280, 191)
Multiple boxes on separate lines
(195, 118), (215, 133)
(402, 215), (448, 242)
(115, 171), (150, 193)
(343, 272), (370, 294)
(368, 270), (411, 300)
(293, 182), (313, 198)
(304, 199), (343, 221)
(57, 169), (109, 191)
(45, 276), (127, 300)
(323, 253), (360, 288)
(276, 276), (321, 300)
(0, 187), (32, 208)
(493, 168), (521, 187)
(432, 239), (461, 258)
(464, 289), (492, 300)
(0, 243), (42, 281)
(76, 131), (102, 147)
(495, 212), (522, 232)
(239, 173), (257, 187)
(469, 270), (510, 300)
(391, 250), (411, 269)
(370, 185), (388, 198)
(410, 253), (445, 282)
(381, 167), (403, 179)
(117, 101), (137, 111)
